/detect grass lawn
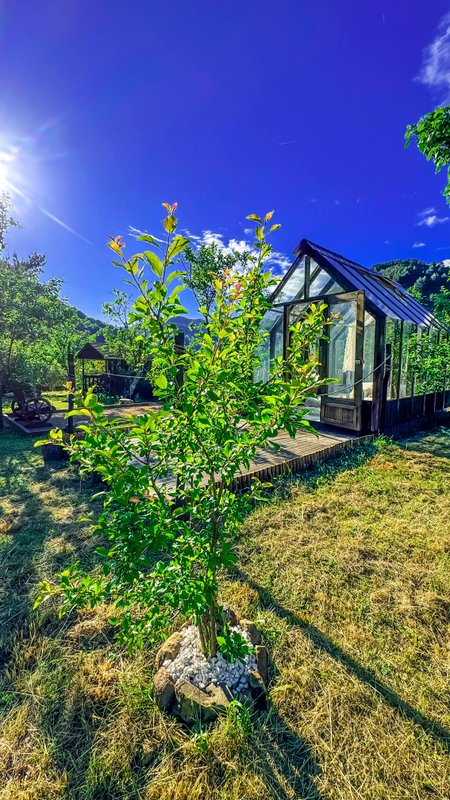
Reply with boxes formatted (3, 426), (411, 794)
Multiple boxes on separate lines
(0, 427), (449, 799)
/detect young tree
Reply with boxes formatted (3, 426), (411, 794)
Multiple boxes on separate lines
(0, 194), (77, 429)
(39, 204), (327, 659)
(405, 105), (450, 204)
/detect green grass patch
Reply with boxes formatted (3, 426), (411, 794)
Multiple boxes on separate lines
(0, 427), (449, 798)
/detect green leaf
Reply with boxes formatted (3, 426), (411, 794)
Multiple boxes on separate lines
(137, 234), (158, 244)
(246, 213), (262, 223)
(163, 215), (177, 233)
(167, 285), (184, 303)
(167, 270), (184, 285)
(144, 251), (163, 277)
(170, 305), (188, 315)
(155, 374), (168, 390)
(168, 236), (189, 260)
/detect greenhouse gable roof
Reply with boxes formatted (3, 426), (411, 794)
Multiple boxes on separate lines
(274, 238), (448, 331)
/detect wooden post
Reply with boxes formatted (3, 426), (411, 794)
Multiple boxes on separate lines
(175, 331), (185, 389)
(380, 342), (392, 434)
(371, 315), (386, 434)
(67, 346), (76, 434)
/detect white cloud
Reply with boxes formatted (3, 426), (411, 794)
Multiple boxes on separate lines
(267, 251), (292, 275)
(186, 230), (249, 254)
(185, 229), (292, 276)
(417, 213), (449, 227)
(128, 225), (165, 242)
(384, 240), (391, 245)
(413, 241), (426, 248)
(417, 13), (450, 102)
(421, 206), (436, 215)
(127, 225), (292, 277)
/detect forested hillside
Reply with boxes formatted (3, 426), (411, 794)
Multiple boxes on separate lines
(372, 257), (450, 320)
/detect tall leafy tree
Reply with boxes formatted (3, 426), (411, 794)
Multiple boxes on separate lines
(0, 194), (76, 429)
(183, 242), (251, 320)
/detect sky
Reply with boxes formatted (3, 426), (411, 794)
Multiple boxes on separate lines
(1, 0), (450, 318)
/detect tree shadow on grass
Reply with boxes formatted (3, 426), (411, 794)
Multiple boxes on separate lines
(231, 568), (450, 755)
(0, 452), (97, 668)
(247, 707), (328, 800)
(400, 426), (450, 460)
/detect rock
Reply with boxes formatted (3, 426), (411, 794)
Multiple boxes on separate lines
(222, 606), (238, 626)
(119, 397), (134, 405)
(240, 619), (262, 645)
(255, 645), (268, 682)
(174, 679), (218, 724)
(155, 632), (184, 670)
(206, 682), (231, 712)
(248, 668), (267, 711)
(248, 669), (265, 692)
(248, 669), (266, 709)
(153, 667), (175, 711)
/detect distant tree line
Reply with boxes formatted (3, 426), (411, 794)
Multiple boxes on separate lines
(372, 257), (450, 325)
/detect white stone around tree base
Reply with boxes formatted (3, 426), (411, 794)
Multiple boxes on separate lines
(153, 617), (268, 723)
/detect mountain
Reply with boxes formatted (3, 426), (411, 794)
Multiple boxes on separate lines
(73, 309), (202, 349)
(371, 258), (450, 311)
(172, 316), (204, 341)
(72, 308), (110, 345)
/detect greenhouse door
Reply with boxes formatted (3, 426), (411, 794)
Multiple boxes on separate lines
(320, 291), (364, 431)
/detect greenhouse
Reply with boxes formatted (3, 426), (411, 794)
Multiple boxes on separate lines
(259, 239), (450, 433)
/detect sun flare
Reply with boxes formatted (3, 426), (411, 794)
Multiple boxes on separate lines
(0, 150), (16, 193)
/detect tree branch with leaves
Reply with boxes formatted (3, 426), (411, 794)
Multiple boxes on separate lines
(405, 105), (450, 204)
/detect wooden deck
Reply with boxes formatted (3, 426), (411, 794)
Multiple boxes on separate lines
(234, 426), (369, 489)
(7, 401), (369, 485)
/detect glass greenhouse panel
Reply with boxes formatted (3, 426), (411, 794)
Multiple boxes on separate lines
(275, 256), (306, 303)
(255, 309), (284, 383)
(386, 317), (402, 400)
(327, 300), (357, 398)
(362, 311), (376, 400)
(399, 322), (415, 398)
(308, 266), (344, 298)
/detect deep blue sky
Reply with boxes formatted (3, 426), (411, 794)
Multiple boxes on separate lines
(1, 0), (450, 318)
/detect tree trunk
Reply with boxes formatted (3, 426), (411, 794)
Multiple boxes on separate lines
(128, 374), (140, 398)
(0, 376), (4, 431)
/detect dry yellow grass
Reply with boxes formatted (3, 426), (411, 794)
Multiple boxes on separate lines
(0, 427), (449, 798)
